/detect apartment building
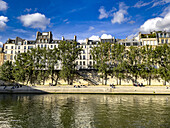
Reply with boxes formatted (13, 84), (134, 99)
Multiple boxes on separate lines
(138, 31), (170, 46)
(0, 47), (4, 66)
(2, 31), (170, 70)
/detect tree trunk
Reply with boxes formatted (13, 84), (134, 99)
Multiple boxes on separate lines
(52, 70), (54, 84)
(105, 74), (107, 85)
(55, 76), (59, 85)
(164, 80), (166, 85)
(119, 77), (121, 85)
(135, 75), (137, 83)
(149, 76), (151, 85)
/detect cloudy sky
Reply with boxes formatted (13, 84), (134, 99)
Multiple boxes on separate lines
(0, 0), (170, 45)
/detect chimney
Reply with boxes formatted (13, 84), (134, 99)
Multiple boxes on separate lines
(74, 35), (77, 42)
(62, 36), (65, 41)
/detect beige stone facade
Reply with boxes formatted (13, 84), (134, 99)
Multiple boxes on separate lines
(0, 47), (4, 66)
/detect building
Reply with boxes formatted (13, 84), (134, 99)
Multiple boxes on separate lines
(0, 47), (4, 66)
(117, 38), (142, 47)
(138, 31), (170, 46)
(3, 31), (170, 70)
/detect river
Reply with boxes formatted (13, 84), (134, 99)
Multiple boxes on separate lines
(0, 94), (170, 128)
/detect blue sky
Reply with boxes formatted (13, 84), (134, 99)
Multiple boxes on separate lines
(0, 0), (170, 45)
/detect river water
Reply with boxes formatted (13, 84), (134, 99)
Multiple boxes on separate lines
(0, 94), (170, 128)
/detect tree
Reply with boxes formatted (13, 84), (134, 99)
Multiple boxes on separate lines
(155, 44), (170, 85)
(91, 42), (111, 85)
(46, 47), (60, 85)
(0, 61), (14, 82)
(111, 43), (127, 85)
(58, 41), (82, 85)
(13, 53), (27, 84)
(140, 45), (157, 85)
(126, 46), (142, 83)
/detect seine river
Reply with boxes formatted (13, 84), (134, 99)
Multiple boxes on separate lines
(0, 94), (170, 128)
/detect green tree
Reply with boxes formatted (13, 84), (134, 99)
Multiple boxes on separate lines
(126, 46), (142, 83)
(111, 44), (127, 85)
(58, 41), (82, 85)
(46, 47), (60, 85)
(91, 42), (111, 85)
(140, 45), (157, 85)
(155, 44), (170, 85)
(0, 61), (14, 82)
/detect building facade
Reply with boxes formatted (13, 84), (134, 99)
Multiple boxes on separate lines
(0, 47), (4, 66)
(2, 31), (170, 70)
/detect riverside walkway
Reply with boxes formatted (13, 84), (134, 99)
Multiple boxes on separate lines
(1, 85), (170, 94)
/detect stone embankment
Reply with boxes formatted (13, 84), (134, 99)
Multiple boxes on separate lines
(1, 85), (170, 94)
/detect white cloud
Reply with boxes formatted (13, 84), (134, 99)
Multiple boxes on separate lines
(24, 8), (32, 12)
(152, 0), (170, 7)
(88, 26), (94, 31)
(98, 6), (109, 19)
(63, 19), (68, 22)
(0, 16), (8, 30)
(140, 12), (170, 33)
(128, 20), (135, 24)
(111, 2), (129, 24)
(134, 1), (151, 8)
(89, 35), (100, 41)
(0, 0), (8, 11)
(13, 29), (27, 33)
(160, 5), (170, 16)
(18, 13), (50, 30)
(0, 41), (3, 47)
(101, 34), (112, 39)
(100, 30), (106, 33)
(78, 39), (86, 43)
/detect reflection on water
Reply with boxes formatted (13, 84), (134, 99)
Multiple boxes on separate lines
(0, 94), (170, 128)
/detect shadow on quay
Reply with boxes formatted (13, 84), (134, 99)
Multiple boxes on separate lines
(0, 83), (48, 94)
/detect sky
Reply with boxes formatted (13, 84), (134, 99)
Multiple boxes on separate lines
(0, 0), (170, 46)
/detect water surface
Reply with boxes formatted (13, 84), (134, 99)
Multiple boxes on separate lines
(0, 94), (170, 128)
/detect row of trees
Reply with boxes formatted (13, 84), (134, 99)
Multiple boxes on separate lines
(91, 43), (170, 85)
(0, 41), (82, 85)
(0, 41), (169, 85)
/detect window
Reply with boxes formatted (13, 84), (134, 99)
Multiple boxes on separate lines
(164, 33), (166, 38)
(80, 61), (82, 65)
(51, 45), (53, 48)
(28, 46), (33, 49)
(76, 61), (78, 65)
(11, 46), (13, 49)
(18, 42), (22, 45)
(45, 45), (47, 48)
(83, 61), (85, 65)
(160, 33), (162, 38)
(24, 41), (27, 45)
(90, 55), (92, 60)
(5, 51), (7, 54)
(18, 46), (20, 49)
(83, 55), (86, 60)
(83, 50), (85, 54)
(18, 51), (20, 53)
(4, 55), (7, 60)
(126, 43), (130, 46)
(89, 61), (92, 65)
(80, 56), (82, 60)
(41, 45), (43, 48)
(10, 55), (13, 60)
(24, 46), (26, 49)
(11, 51), (13, 54)
(6, 46), (8, 49)
(161, 39), (164, 44)
(166, 39), (168, 44)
